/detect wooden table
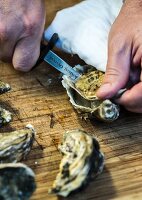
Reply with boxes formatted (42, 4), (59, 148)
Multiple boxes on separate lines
(0, 1), (142, 199)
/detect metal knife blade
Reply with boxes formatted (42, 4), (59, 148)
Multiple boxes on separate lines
(44, 50), (81, 82)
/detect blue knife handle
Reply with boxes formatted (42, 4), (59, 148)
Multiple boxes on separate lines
(44, 50), (81, 82)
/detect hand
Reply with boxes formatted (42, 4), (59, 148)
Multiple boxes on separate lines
(0, 0), (45, 71)
(97, 0), (142, 113)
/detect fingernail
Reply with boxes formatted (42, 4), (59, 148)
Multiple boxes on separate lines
(97, 83), (111, 99)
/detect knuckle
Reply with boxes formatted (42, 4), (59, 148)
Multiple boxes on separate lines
(109, 34), (129, 55)
(23, 17), (37, 36)
(106, 66), (121, 77)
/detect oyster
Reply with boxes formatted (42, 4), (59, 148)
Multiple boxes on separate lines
(0, 80), (11, 94)
(0, 124), (35, 163)
(0, 106), (12, 127)
(62, 65), (119, 122)
(49, 129), (104, 197)
(0, 163), (36, 200)
(0, 81), (12, 126)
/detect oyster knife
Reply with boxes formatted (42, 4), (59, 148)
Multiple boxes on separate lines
(34, 33), (81, 82)
(44, 50), (81, 82)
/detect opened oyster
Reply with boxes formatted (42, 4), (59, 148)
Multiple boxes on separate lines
(62, 65), (119, 122)
(49, 129), (104, 197)
(0, 163), (36, 200)
(0, 124), (35, 163)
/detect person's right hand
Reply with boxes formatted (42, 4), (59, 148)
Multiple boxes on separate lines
(97, 0), (142, 113)
(0, 0), (45, 71)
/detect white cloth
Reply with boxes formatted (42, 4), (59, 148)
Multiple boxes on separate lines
(45, 0), (123, 72)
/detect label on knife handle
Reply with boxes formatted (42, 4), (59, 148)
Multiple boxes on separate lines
(44, 50), (81, 82)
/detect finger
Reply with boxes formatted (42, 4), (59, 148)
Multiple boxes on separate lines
(133, 46), (142, 67)
(12, 36), (41, 72)
(97, 39), (131, 99)
(117, 82), (142, 113)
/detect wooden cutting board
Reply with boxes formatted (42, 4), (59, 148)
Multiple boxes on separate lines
(0, 1), (142, 199)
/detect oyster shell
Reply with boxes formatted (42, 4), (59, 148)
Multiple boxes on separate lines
(62, 65), (119, 122)
(49, 129), (104, 197)
(0, 124), (35, 163)
(0, 80), (11, 94)
(0, 163), (36, 200)
(0, 81), (12, 126)
(0, 106), (12, 127)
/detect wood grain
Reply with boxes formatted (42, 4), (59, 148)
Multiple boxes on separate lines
(0, 1), (142, 200)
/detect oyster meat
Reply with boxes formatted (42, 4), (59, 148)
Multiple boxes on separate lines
(49, 129), (104, 197)
(62, 65), (119, 122)
(0, 124), (35, 163)
(0, 163), (36, 200)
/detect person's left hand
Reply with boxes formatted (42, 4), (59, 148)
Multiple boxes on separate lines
(0, 0), (45, 71)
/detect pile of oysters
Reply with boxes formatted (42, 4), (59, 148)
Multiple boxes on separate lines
(0, 80), (36, 200)
(62, 65), (119, 122)
(0, 65), (117, 198)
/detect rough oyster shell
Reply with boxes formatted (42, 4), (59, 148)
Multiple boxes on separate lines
(0, 81), (12, 126)
(0, 124), (35, 163)
(0, 106), (12, 127)
(0, 80), (11, 94)
(49, 129), (104, 197)
(62, 65), (119, 122)
(0, 163), (36, 200)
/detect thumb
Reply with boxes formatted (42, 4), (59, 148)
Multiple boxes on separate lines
(13, 37), (41, 72)
(97, 44), (131, 99)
